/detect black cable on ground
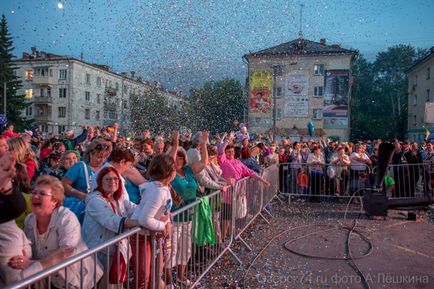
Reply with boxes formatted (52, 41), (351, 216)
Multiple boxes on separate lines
(242, 189), (373, 289)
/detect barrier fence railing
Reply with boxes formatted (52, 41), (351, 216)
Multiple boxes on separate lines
(261, 164), (282, 216)
(5, 165), (280, 289)
(279, 162), (433, 203)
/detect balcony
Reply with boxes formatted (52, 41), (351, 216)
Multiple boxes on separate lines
(33, 113), (52, 121)
(105, 86), (117, 96)
(33, 96), (53, 104)
(33, 75), (54, 86)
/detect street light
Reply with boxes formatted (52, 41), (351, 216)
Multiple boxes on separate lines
(272, 65), (282, 141)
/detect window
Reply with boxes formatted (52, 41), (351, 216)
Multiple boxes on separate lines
(413, 115), (417, 126)
(123, 101), (128, 109)
(314, 64), (325, 75)
(86, 73), (91, 85)
(314, 86), (324, 97)
(276, 87), (282, 97)
(24, 70), (33, 80)
(115, 82), (119, 90)
(313, 109), (323, 119)
(427, 67), (431, 80)
(34, 67), (49, 76)
(85, 91), (90, 102)
(109, 111), (117, 119)
(413, 95), (417, 106)
(57, 125), (66, 134)
(25, 106), (33, 116)
(273, 65), (284, 76)
(276, 108), (282, 119)
(59, 88), (67, 98)
(59, 69), (67, 80)
(95, 110), (100, 120)
(25, 89), (33, 99)
(96, 93), (101, 104)
(85, 109), (90, 120)
(58, 106), (66, 118)
(96, 77), (101, 87)
(426, 89), (430, 102)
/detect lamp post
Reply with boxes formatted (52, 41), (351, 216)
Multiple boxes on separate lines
(272, 66), (282, 141)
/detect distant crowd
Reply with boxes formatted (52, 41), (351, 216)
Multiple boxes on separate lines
(0, 121), (432, 288)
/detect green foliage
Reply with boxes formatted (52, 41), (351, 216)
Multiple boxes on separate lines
(351, 44), (425, 141)
(130, 89), (181, 135)
(187, 78), (245, 133)
(0, 15), (29, 130)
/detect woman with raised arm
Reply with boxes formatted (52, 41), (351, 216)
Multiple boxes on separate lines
(164, 131), (207, 287)
(217, 131), (270, 239)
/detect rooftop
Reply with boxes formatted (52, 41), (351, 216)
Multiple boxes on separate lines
(244, 38), (358, 59)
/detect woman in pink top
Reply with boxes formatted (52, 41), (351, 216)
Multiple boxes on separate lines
(217, 132), (269, 239)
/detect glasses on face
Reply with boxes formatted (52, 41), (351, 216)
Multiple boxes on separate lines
(103, 177), (119, 183)
(94, 144), (109, 151)
(30, 190), (54, 197)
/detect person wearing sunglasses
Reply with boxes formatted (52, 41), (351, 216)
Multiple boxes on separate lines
(61, 138), (111, 223)
(62, 139), (111, 201)
(7, 175), (102, 288)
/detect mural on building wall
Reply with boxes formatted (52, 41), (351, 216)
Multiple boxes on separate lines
(283, 74), (309, 117)
(323, 69), (349, 129)
(249, 70), (272, 113)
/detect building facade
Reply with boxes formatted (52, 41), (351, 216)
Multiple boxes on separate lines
(243, 38), (357, 141)
(406, 47), (434, 142)
(14, 47), (185, 135)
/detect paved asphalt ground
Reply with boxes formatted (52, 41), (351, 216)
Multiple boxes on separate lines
(201, 200), (434, 289)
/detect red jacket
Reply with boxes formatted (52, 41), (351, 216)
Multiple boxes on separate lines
(24, 158), (37, 181)
(2, 130), (21, 140)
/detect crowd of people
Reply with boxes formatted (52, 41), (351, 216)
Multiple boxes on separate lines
(0, 121), (432, 288)
(0, 123), (272, 289)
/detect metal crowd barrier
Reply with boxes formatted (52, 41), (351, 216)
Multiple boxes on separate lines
(279, 162), (433, 204)
(6, 170), (279, 289)
(373, 162), (433, 200)
(262, 164), (281, 214)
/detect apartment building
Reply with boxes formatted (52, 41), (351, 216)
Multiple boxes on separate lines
(406, 47), (434, 142)
(243, 38), (357, 141)
(14, 47), (185, 135)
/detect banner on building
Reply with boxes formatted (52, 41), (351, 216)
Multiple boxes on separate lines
(283, 74), (309, 117)
(249, 70), (273, 114)
(323, 70), (349, 129)
(425, 102), (434, 123)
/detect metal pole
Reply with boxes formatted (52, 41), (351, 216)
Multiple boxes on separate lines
(272, 67), (277, 141)
(3, 81), (6, 116)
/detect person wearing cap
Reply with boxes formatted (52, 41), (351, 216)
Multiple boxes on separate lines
(62, 126), (88, 151)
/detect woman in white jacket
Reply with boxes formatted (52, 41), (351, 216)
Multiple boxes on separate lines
(9, 175), (102, 289)
(81, 166), (138, 288)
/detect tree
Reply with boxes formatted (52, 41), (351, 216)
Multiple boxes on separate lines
(130, 88), (186, 135)
(351, 45), (426, 141)
(0, 14), (28, 130)
(187, 78), (245, 133)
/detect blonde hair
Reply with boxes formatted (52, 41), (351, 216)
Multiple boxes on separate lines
(35, 175), (65, 208)
(8, 137), (39, 169)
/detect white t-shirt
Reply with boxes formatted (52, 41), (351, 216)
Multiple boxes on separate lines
(350, 152), (370, 171)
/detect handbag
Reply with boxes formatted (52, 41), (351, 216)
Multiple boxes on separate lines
(63, 162), (90, 224)
(107, 199), (128, 284)
(109, 246), (128, 284)
(327, 165), (336, 179)
(236, 194), (247, 219)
